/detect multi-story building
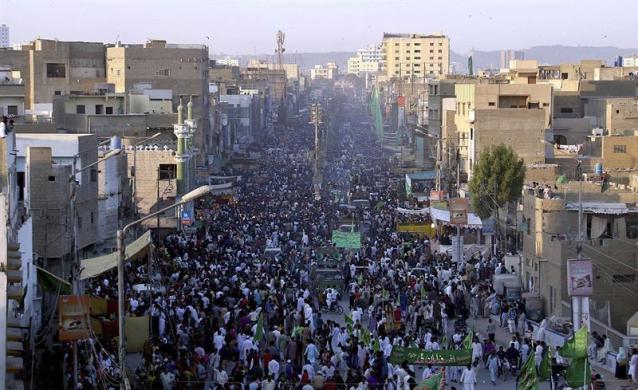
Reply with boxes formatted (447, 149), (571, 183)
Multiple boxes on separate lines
(310, 63), (339, 80)
(521, 183), (638, 337)
(106, 40), (211, 158)
(454, 82), (552, 178)
(381, 33), (450, 79)
(0, 24), (9, 48)
(622, 55), (638, 67)
(347, 44), (382, 76)
(0, 67), (24, 117)
(499, 49), (525, 70)
(217, 56), (240, 67)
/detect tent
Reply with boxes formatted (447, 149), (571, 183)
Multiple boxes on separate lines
(79, 231), (152, 280)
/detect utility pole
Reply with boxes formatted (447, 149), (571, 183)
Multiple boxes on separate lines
(309, 103), (323, 199)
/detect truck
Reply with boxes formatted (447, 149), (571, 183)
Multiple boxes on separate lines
(492, 274), (522, 302)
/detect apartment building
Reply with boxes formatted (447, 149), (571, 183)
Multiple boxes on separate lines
(499, 49), (524, 70)
(454, 82), (552, 177)
(106, 40), (211, 158)
(0, 24), (9, 48)
(381, 33), (450, 79)
(347, 44), (382, 76)
(310, 63), (339, 80)
(0, 68), (24, 116)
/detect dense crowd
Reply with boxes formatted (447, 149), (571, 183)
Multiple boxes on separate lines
(47, 112), (638, 390)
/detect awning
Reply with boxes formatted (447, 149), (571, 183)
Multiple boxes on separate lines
(565, 202), (629, 215)
(406, 171), (437, 181)
(79, 231), (152, 280)
(37, 266), (72, 295)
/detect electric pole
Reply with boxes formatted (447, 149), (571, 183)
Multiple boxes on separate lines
(309, 103), (324, 199)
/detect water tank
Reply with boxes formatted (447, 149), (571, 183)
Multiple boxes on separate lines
(594, 163), (603, 175)
(110, 136), (122, 150)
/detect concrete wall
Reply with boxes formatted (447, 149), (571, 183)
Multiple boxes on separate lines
(126, 148), (178, 215)
(601, 135), (638, 169)
(382, 33), (450, 78)
(605, 98), (638, 134)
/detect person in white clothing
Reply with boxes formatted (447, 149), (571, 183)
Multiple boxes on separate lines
(460, 364), (476, 390)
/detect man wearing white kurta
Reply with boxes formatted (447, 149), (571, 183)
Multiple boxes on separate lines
(460, 364), (476, 390)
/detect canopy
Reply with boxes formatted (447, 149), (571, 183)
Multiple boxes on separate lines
(79, 231), (152, 280)
(406, 171), (437, 181)
(565, 202), (629, 215)
(37, 266), (72, 295)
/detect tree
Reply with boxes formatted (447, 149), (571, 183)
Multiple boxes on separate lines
(468, 144), (525, 220)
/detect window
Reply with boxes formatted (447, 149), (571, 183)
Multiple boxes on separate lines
(613, 274), (636, 283)
(414, 57), (421, 60)
(76, 105), (85, 114)
(613, 145), (627, 153)
(528, 102), (540, 109)
(95, 104), (103, 115)
(430, 57), (434, 60)
(17, 172), (24, 201)
(54, 90), (61, 96)
(105, 106), (113, 115)
(542, 103), (549, 107)
(405, 57), (410, 60)
(46, 63), (66, 78)
(439, 42), (443, 46)
(395, 57), (399, 61)
(156, 69), (170, 77)
(90, 212), (95, 224)
(560, 107), (574, 114)
(90, 168), (98, 182)
(430, 50), (434, 53)
(77, 216), (82, 229)
(488, 102), (496, 107)
(48, 176), (56, 182)
(616, 109), (620, 114)
(158, 164), (177, 180)
(561, 73), (569, 80)
(414, 50), (420, 53)
(430, 42), (434, 46)
(438, 50), (442, 53)
(7, 105), (18, 116)
(414, 43), (420, 46)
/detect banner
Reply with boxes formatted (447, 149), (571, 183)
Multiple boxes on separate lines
(58, 295), (91, 341)
(418, 369), (444, 390)
(567, 259), (593, 296)
(331, 230), (361, 249)
(125, 315), (149, 352)
(397, 223), (435, 236)
(389, 346), (472, 366)
(565, 356), (591, 388)
(449, 198), (468, 225)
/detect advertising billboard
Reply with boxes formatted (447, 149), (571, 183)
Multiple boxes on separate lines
(567, 259), (593, 296)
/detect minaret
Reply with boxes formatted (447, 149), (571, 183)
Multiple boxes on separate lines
(174, 97), (189, 195)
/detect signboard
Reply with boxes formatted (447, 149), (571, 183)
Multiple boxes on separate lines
(482, 217), (496, 235)
(430, 190), (445, 202)
(331, 230), (361, 249)
(567, 259), (593, 296)
(397, 223), (435, 237)
(181, 210), (192, 226)
(397, 96), (406, 107)
(449, 198), (468, 225)
(389, 346), (472, 366)
(58, 295), (91, 341)
(451, 235), (463, 263)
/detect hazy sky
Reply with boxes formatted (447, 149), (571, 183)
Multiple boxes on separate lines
(3, 0), (637, 55)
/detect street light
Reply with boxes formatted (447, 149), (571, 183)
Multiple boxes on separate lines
(116, 185), (214, 385)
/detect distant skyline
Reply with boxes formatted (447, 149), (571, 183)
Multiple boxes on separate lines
(3, 0), (637, 55)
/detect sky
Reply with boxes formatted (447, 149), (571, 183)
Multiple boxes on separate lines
(2, 0), (637, 55)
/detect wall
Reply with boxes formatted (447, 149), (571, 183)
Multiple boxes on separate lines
(382, 34), (450, 79)
(601, 135), (638, 169)
(606, 98), (638, 134)
(126, 148), (178, 215)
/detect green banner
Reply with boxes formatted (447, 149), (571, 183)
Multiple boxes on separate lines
(389, 346), (472, 366)
(560, 326), (588, 359)
(517, 353), (539, 390)
(331, 230), (361, 249)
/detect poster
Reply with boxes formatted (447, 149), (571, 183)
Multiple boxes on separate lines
(58, 295), (91, 341)
(567, 259), (593, 296)
(389, 346), (472, 366)
(397, 223), (436, 237)
(331, 230), (361, 249)
(449, 198), (468, 225)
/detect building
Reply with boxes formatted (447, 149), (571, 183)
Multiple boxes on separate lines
(381, 33), (450, 79)
(97, 146), (130, 248)
(246, 59), (301, 82)
(622, 55), (638, 67)
(499, 49), (525, 70)
(521, 183), (638, 336)
(106, 40), (211, 159)
(347, 44), (382, 76)
(600, 134), (638, 170)
(218, 93), (263, 153)
(454, 82), (552, 177)
(0, 24), (9, 48)
(0, 67), (24, 116)
(16, 134), (99, 269)
(217, 56), (240, 67)
(310, 63), (339, 80)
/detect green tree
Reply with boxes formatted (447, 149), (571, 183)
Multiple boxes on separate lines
(468, 144), (525, 220)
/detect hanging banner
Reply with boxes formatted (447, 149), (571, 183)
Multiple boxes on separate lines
(396, 223), (435, 237)
(567, 259), (593, 296)
(58, 295), (91, 341)
(389, 346), (472, 366)
(331, 230), (361, 249)
(449, 198), (468, 225)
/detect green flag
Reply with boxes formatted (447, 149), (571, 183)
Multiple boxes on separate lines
(559, 327), (588, 359)
(344, 313), (353, 332)
(565, 357), (591, 388)
(373, 338), (380, 353)
(420, 285), (427, 298)
(463, 331), (474, 350)
(382, 289), (390, 301)
(361, 327), (371, 346)
(254, 313), (265, 342)
(374, 201), (386, 211)
(556, 174), (568, 185)
(418, 371), (443, 390)
(539, 347), (552, 381)
(517, 353), (539, 390)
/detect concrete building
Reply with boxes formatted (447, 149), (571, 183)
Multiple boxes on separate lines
(16, 134), (99, 267)
(521, 183), (638, 336)
(347, 44), (382, 76)
(381, 33), (450, 79)
(0, 24), (9, 48)
(106, 40), (211, 159)
(0, 67), (24, 116)
(18, 39), (107, 114)
(600, 134), (638, 170)
(310, 63), (339, 80)
(218, 93), (263, 153)
(97, 147), (130, 248)
(622, 55), (638, 67)
(454, 82), (552, 177)
(217, 56), (240, 67)
(499, 49), (525, 70)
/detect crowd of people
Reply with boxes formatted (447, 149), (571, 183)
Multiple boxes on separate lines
(47, 107), (638, 390)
